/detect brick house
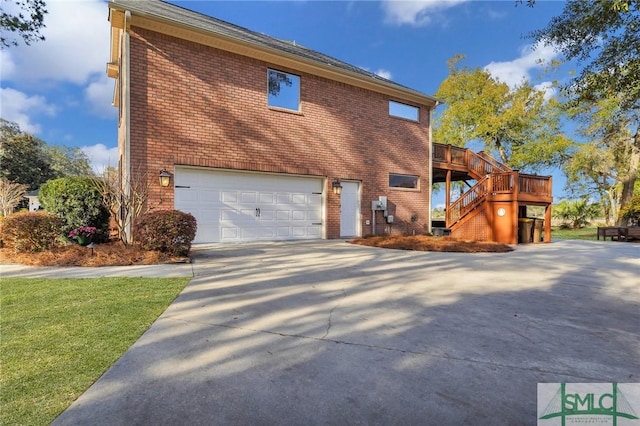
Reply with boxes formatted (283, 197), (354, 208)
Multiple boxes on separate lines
(107, 0), (439, 243)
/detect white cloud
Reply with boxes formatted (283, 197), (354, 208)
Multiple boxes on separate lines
(375, 69), (393, 80)
(534, 81), (557, 101)
(0, 0), (109, 84)
(381, 0), (470, 26)
(85, 75), (117, 119)
(81, 143), (118, 174)
(484, 44), (558, 89)
(0, 87), (57, 133)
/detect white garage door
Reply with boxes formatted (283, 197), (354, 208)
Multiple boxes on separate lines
(174, 168), (323, 243)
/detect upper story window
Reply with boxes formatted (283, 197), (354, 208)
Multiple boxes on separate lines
(389, 100), (419, 121)
(389, 173), (419, 190)
(268, 69), (300, 111)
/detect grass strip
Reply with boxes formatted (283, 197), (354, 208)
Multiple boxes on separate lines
(1, 277), (190, 426)
(551, 226), (598, 240)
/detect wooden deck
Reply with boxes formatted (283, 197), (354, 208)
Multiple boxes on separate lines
(432, 143), (553, 243)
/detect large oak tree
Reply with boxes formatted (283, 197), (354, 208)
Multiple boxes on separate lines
(434, 56), (573, 173)
(530, 0), (640, 224)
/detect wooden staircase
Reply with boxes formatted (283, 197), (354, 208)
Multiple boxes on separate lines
(432, 143), (553, 243)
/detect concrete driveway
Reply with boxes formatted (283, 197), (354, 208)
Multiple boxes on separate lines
(37, 240), (639, 425)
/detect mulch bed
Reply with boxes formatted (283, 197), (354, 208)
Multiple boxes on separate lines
(350, 235), (514, 253)
(0, 241), (187, 267)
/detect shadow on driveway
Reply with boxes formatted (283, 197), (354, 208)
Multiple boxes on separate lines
(53, 240), (639, 425)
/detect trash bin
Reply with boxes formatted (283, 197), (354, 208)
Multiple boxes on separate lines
(532, 218), (544, 243)
(518, 218), (533, 244)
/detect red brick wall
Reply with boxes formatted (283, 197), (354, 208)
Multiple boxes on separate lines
(128, 27), (431, 238)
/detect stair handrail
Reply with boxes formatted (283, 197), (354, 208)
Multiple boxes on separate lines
(477, 151), (512, 173)
(446, 175), (489, 227)
(466, 151), (511, 180)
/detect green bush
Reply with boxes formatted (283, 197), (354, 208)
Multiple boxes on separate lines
(39, 177), (110, 241)
(1, 211), (63, 252)
(620, 194), (640, 225)
(134, 210), (197, 256)
(552, 199), (601, 229)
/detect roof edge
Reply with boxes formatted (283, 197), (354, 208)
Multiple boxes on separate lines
(108, 0), (440, 107)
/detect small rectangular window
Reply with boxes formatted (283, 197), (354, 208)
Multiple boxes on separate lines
(268, 69), (300, 111)
(389, 173), (419, 190)
(389, 100), (419, 121)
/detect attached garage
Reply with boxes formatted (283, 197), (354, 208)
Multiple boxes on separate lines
(174, 167), (324, 243)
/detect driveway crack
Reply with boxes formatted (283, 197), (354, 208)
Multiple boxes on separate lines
(321, 289), (346, 339)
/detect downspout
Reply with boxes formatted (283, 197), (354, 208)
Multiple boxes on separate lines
(123, 10), (132, 243)
(427, 102), (437, 235)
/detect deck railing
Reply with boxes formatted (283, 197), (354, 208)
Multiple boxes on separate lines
(433, 143), (511, 179)
(435, 143), (552, 228)
(519, 173), (551, 196)
(446, 176), (489, 226)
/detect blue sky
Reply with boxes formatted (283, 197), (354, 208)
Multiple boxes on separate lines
(1, 0), (571, 202)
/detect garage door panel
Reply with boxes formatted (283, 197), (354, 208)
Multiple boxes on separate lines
(307, 226), (321, 237)
(221, 227), (238, 240)
(259, 209), (274, 221)
(308, 210), (322, 221)
(221, 191), (238, 203)
(259, 193), (274, 204)
(175, 168), (323, 243)
(240, 192), (257, 203)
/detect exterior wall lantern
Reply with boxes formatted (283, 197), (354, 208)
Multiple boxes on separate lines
(332, 179), (342, 195)
(159, 169), (172, 187)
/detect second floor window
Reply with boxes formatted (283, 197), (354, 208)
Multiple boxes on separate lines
(389, 100), (419, 121)
(268, 69), (300, 111)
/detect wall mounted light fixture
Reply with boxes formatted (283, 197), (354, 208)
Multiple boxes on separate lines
(159, 169), (172, 187)
(332, 179), (343, 195)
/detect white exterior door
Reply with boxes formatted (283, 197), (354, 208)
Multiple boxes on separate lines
(340, 181), (360, 237)
(174, 168), (323, 243)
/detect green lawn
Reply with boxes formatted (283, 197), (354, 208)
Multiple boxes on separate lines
(1, 277), (190, 426)
(551, 226), (599, 240)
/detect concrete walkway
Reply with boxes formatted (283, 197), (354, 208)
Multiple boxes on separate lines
(4, 240), (639, 425)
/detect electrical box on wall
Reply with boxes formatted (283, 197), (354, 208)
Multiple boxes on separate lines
(386, 215), (394, 223)
(378, 196), (387, 211)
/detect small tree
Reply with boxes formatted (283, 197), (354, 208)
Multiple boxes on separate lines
(91, 167), (151, 245)
(553, 199), (602, 229)
(39, 176), (110, 240)
(0, 177), (28, 216)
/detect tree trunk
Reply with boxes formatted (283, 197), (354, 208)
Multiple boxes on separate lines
(616, 131), (640, 226)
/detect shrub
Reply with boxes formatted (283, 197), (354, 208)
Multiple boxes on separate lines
(1, 211), (63, 252)
(619, 194), (640, 225)
(552, 199), (601, 229)
(39, 177), (110, 241)
(134, 210), (197, 256)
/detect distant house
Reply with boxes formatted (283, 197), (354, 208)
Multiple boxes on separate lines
(25, 190), (41, 212)
(107, 0), (438, 243)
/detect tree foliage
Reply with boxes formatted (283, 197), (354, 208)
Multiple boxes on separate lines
(0, 119), (53, 190)
(38, 177), (110, 240)
(0, 120), (94, 191)
(0, 0), (47, 48)
(433, 55), (573, 173)
(46, 145), (94, 177)
(530, 0), (639, 111)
